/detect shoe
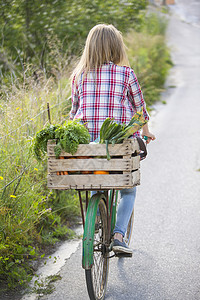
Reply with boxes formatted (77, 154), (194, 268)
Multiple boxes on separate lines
(112, 239), (133, 255)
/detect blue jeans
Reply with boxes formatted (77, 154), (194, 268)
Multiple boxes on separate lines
(91, 187), (136, 237)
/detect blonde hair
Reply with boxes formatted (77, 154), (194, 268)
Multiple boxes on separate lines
(71, 24), (130, 84)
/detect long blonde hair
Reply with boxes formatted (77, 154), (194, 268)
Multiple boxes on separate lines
(71, 24), (130, 84)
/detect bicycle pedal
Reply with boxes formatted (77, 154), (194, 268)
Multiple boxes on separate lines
(115, 252), (132, 258)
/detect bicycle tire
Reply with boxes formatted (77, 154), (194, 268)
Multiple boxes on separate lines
(124, 209), (134, 245)
(85, 198), (109, 300)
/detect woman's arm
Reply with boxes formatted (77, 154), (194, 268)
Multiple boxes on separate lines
(141, 123), (156, 144)
(128, 69), (155, 143)
(70, 77), (79, 120)
(128, 69), (149, 122)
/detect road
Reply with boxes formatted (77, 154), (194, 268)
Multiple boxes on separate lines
(39, 1), (200, 299)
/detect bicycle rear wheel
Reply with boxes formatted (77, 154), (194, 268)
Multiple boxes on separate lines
(85, 198), (109, 300)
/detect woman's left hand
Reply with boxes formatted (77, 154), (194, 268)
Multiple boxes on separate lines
(142, 132), (156, 144)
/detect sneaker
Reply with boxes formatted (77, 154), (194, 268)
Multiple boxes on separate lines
(112, 239), (133, 255)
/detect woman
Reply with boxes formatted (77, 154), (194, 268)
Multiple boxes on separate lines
(70, 24), (155, 255)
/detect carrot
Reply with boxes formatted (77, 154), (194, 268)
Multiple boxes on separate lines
(93, 171), (109, 174)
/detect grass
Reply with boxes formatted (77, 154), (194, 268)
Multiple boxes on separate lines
(33, 274), (62, 296)
(0, 69), (80, 290)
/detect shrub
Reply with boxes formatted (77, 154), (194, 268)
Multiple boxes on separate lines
(126, 13), (173, 107)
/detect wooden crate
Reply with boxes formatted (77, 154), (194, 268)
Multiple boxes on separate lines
(47, 139), (140, 190)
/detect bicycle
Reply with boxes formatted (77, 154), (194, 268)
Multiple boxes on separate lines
(47, 137), (147, 300)
(82, 189), (134, 300)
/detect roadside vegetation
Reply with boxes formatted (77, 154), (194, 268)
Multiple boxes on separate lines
(0, 0), (172, 291)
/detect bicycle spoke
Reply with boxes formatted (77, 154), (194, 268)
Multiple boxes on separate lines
(92, 229), (106, 296)
(94, 258), (104, 296)
(85, 197), (109, 300)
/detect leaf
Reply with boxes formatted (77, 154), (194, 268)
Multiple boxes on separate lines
(29, 249), (36, 256)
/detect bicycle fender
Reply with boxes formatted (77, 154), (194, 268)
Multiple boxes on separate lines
(82, 192), (106, 269)
(110, 190), (118, 234)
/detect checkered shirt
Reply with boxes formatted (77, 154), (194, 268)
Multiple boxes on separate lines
(70, 62), (149, 141)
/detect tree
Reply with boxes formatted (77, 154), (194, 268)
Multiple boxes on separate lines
(0, 0), (147, 81)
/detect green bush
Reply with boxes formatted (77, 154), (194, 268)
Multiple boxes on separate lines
(126, 13), (173, 106)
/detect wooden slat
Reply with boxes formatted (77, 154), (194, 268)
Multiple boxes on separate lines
(47, 144), (130, 157)
(123, 149), (131, 176)
(49, 158), (129, 172)
(132, 170), (140, 186)
(47, 138), (139, 157)
(48, 156), (140, 172)
(47, 170), (140, 190)
(131, 156), (140, 170)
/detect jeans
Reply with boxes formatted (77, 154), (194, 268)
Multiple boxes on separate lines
(91, 187), (136, 237)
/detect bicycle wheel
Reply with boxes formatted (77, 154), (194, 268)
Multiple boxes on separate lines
(85, 198), (109, 300)
(124, 209), (134, 245)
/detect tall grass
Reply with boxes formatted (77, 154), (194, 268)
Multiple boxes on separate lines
(0, 12), (172, 290)
(0, 68), (80, 289)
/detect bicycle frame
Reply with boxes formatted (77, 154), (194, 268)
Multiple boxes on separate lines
(78, 189), (118, 269)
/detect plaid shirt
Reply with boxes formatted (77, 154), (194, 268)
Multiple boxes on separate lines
(70, 62), (149, 141)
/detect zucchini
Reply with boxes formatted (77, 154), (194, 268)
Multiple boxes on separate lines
(99, 109), (147, 159)
(100, 118), (113, 143)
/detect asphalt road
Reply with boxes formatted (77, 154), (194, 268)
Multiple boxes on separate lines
(40, 1), (200, 299)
